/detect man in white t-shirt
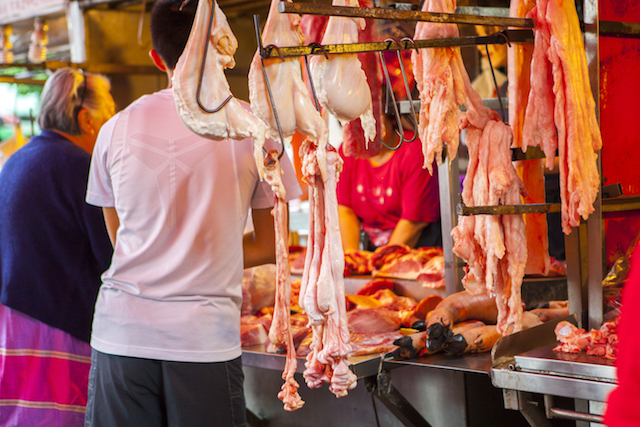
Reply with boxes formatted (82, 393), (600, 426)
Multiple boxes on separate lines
(84, 1), (301, 426)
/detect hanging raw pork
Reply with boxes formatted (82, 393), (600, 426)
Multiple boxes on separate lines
(508, 0), (551, 276)
(451, 52), (528, 335)
(522, 0), (602, 234)
(411, 0), (466, 174)
(172, 0), (266, 146)
(299, 141), (357, 398)
(263, 150), (305, 411)
(248, 0), (329, 180)
(309, 0), (376, 145)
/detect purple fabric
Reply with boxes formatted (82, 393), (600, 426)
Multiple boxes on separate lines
(0, 303), (90, 427)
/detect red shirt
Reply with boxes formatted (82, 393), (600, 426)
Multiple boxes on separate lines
(604, 248), (640, 426)
(337, 136), (439, 246)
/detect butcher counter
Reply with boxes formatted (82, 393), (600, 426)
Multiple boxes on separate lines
(240, 275), (579, 427)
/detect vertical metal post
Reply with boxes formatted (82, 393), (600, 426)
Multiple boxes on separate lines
(565, 228), (584, 328)
(438, 154), (462, 295)
(584, 0), (603, 331)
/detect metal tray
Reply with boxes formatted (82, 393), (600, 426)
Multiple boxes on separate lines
(514, 344), (616, 383)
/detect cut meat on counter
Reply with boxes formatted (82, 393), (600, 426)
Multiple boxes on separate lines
(347, 307), (402, 333)
(368, 244), (412, 271)
(411, 0), (466, 174)
(373, 247), (445, 288)
(263, 151), (304, 411)
(344, 250), (374, 276)
(522, 0), (602, 234)
(248, 0), (329, 181)
(298, 141), (357, 398)
(173, 0), (266, 146)
(309, 0), (376, 144)
(554, 318), (619, 359)
(349, 331), (404, 356)
(354, 278), (396, 296)
(241, 323), (268, 347)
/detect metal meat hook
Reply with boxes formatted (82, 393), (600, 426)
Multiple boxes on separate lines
(253, 14), (286, 160)
(386, 37), (419, 143)
(303, 54), (321, 112)
(484, 34), (507, 122)
(303, 42), (329, 113)
(377, 38), (416, 151)
(194, 0), (233, 114)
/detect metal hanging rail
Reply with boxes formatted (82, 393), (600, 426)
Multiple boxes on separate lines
(278, 2), (533, 28)
(458, 202), (561, 216)
(260, 29), (533, 59)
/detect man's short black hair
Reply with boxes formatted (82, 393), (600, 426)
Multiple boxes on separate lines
(150, 0), (198, 71)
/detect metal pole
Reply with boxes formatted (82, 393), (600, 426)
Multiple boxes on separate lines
(584, 0), (603, 332)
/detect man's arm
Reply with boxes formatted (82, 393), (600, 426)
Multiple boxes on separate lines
(338, 205), (362, 253)
(243, 207), (276, 269)
(102, 207), (120, 247)
(388, 219), (428, 248)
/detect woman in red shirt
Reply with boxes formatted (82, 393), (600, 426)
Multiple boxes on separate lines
(337, 113), (441, 252)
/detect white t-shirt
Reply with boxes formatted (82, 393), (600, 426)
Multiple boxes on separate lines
(86, 89), (301, 362)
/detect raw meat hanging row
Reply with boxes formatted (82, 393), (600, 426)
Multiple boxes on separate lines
(172, 0), (266, 145)
(249, 0), (357, 405)
(411, 0), (467, 175)
(521, 0), (602, 234)
(299, 141), (357, 398)
(508, 0), (551, 277)
(263, 151), (305, 411)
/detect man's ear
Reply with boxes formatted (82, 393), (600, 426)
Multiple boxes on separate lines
(149, 49), (167, 72)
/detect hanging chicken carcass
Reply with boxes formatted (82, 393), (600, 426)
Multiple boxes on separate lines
(309, 0), (376, 145)
(172, 0), (266, 145)
(249, 0), (329, 180)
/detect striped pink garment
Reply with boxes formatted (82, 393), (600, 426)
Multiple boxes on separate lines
(0, 303), (91, 426)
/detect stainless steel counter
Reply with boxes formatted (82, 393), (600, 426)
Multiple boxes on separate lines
(491, 343), (616, 403)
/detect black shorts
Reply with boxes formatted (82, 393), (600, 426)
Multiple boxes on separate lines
(85, 349), (246, 427)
